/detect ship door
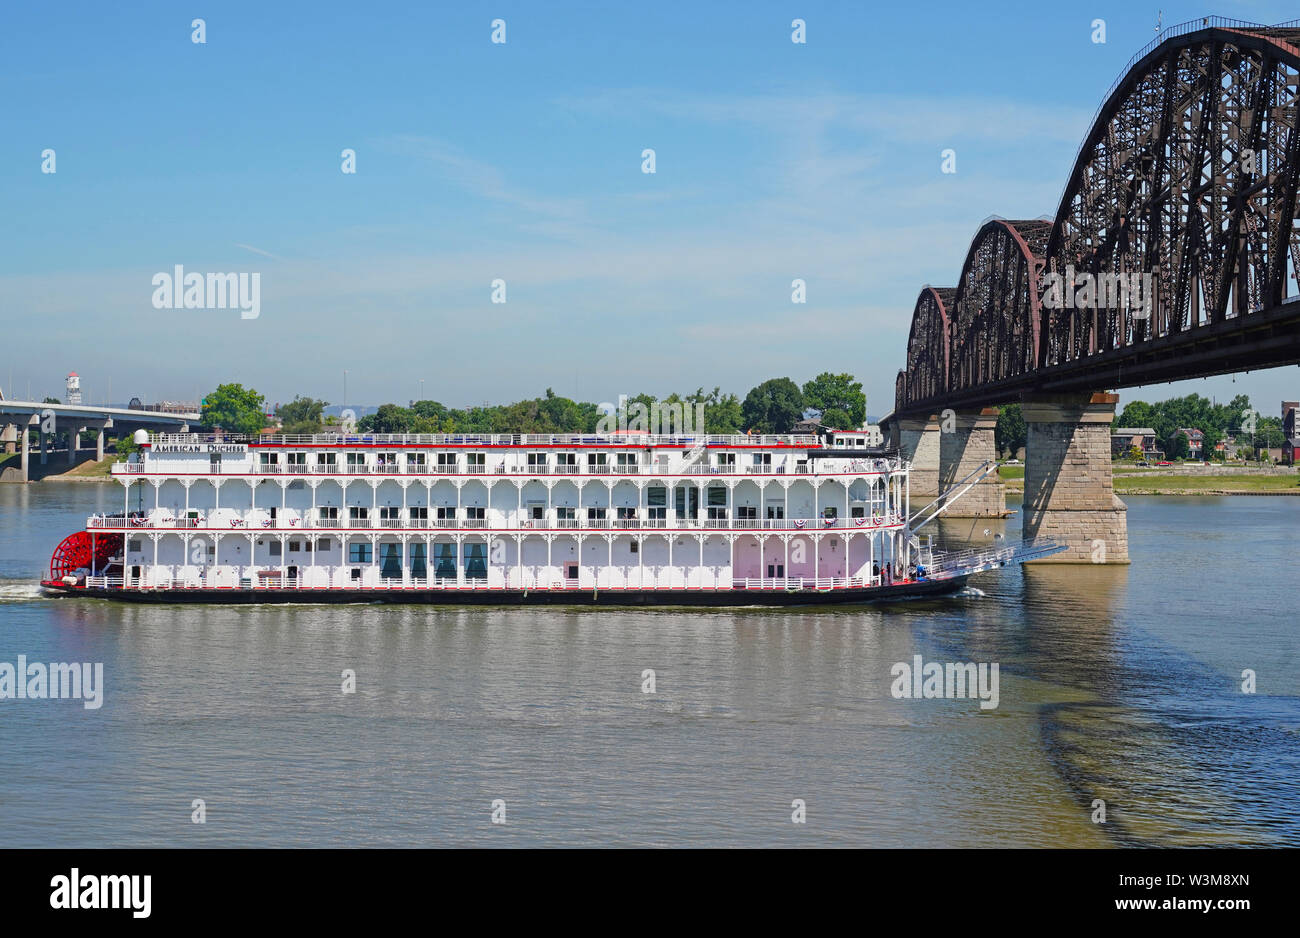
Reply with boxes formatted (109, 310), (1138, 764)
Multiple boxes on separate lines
(767, 563), (784, 578)
(565, 563), (578, 580)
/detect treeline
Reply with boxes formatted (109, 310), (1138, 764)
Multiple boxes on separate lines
(992, 394), (1287, 460)
(1117, 393), (1285, 458)
(353, 374), (865, 435)
(193, 374), (870, 437)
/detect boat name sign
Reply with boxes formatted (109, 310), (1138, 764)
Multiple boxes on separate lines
(151, 444), (248, 454)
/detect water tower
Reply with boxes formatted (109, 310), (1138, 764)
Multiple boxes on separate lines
(66, 372), (81, 405)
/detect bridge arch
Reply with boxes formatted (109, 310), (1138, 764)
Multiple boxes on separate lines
(1044, 22), (1300, 365)
(894, 19), (1300, 416)
(949, 219), (1049, 393)
(900, 286), (954, 408)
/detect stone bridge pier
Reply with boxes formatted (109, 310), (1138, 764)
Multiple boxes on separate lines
(1022, 392), (1128, 564)
(892, 414), (940, 499)
(937, 406), (1006, 517)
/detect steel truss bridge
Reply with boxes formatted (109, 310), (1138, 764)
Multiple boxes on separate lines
(897, 18), (1300, 416)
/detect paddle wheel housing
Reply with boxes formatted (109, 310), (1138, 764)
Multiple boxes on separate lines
(47, 531), (122, 581)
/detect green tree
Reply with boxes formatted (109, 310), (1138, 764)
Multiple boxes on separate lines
(688, 387), (743, 434)
(1200, 426), (1224, 461)
(995, 403), (1027, 457)
(276, 396), (328, 434)
(1166, 429), (1191, 460)
(361, 403), (414, 434)
(801, 373), (865, 428)
(200, 383), (265, 435)
(1116, 400), (1157, 432)
(741, 378), (805, 433)
(43, 396), (60, 405)
(114, 433), (142, 462)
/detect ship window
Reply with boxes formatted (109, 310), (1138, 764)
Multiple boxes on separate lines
(463, 543), (487, 579)
(316, 452), (336, 465)
(348, 543), (372, 563)
(434, 543), (457, 577)
(707, 487), (727, 506)
(129, 539), (142, 552)
(630, 541), (638, 554)
(647, 486), (666, 506)
(409, 542), (427, 578)
(288, 540), (300, 552)
(316, 538), (331, 550)
(270, 541), (282, 557)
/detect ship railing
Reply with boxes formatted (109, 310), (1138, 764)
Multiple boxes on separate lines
(83, 513), (909, 533)
(925, 544), (1020, 575)
(149, 431), (823, 447)
(731, 576), (873, 591)
(125, 460), (899, 480)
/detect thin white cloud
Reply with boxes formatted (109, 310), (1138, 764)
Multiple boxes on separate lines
(234, 243), (281, 259)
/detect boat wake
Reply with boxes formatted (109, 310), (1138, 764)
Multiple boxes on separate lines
(0, 581), (52, 602)
(956, 586), (986, 598)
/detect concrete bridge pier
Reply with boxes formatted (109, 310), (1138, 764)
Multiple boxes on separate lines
(894, 415), (940, 498)
(20, 422), (31, 482)
(1, 423), (14, 455)
(938, 407), (1006, 517)
(1022, 392), (1129, 564)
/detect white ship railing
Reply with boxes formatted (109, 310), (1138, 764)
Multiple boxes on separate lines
(121, 459), (898, 478)
(82, 573), (893, 592)
(149, 431), (824, 447)
(85, 513), (907, 533)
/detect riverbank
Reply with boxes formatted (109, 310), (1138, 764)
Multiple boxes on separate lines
(0, 456), (117, 483)
(998, 464), (1300, 495)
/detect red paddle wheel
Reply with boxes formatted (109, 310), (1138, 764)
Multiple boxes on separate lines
(47, 531), (123, 582)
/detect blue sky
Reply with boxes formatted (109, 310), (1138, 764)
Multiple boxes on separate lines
(2, 0), (1298, 418)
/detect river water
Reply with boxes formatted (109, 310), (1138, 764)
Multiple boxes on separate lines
(1, 482), (1296, 847)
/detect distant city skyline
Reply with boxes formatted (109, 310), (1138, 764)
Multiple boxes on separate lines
(3, 2), (1298, 415)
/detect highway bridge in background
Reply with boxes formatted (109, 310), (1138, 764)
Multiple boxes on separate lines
(0, 396), (199, 482)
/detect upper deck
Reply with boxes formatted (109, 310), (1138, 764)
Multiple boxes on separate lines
(115, 431), (899, 479)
